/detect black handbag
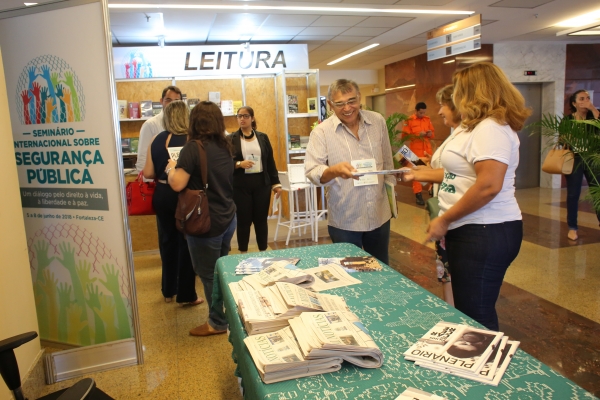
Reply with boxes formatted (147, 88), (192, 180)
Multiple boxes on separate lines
(175, 141), (211, 236)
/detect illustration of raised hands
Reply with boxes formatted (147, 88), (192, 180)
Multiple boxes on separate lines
(100, 264), (131, 339)
(57, 242), (77, 273)
(50, 71), (60, 90)
(39, 269), (59, 340)
(67, 303), (88, 344)
(99, 264), (121, 296)
(77, 260), (97, 294)
(56, 83), (64, 99)
(93, 294), (118, 341)
(64, 71), (75, 87)
(34, 240), (55, 281)
(21, 89), (32, 106)
(30, 81), (41, 98)
(27, 66), (38, 86)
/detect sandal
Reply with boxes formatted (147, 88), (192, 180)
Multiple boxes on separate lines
(164, 296), (174, 303)
(567, 230), (578, 241)
(182, 298), (204, 306)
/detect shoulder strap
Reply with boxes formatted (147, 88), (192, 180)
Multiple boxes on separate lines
(194, 140), (208, 189)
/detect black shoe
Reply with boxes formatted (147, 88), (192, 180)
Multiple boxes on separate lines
(415, 192), (424, 206)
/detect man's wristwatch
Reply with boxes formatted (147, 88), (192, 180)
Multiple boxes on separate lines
(236, 161), (242, 168)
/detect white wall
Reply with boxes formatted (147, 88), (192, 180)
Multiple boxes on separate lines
(319, 69), (379, 86)
(494, 42), (567, 188)
(0, 48), (42, 398)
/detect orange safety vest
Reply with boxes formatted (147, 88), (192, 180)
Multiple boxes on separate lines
(401, 114), (435, 157)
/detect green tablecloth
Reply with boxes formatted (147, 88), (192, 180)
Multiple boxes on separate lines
(214, 243), (596, 400)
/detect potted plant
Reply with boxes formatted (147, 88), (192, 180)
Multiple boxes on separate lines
(385, 112), (409, 168)
(536, 114), (600, 212)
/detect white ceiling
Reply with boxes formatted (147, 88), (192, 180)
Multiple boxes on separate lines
(1, 0), (599, 70)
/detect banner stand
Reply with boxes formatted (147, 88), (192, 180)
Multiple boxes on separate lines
(0, 0), (143, 383)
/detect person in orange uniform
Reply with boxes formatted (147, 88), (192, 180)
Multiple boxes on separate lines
(402, 102), (435, 205)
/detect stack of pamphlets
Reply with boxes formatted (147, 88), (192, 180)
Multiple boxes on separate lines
(229, 282), (349, 335)
(403, 321), (520, 386)
(244, 310), (383, 383)
(235, 257), (300, 275)
(318, 256), (383, 272)
(395, 387), (447, 400)
(302, 264), (362, 291)
(241, 260), (315, 290)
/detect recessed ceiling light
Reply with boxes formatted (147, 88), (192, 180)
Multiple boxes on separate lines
(24, 2), (38, 5)
(108, 4), (474, 15)
(555, 9), (600, 27)
(327, 44), (379, 66)
(568, 30), (600, 35)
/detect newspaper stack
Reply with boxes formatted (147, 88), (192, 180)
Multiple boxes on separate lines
(318, 256), (383, 272)
(289, 311), (384, 368)
(230, 282), (350, 335)
(244, 311), (383, 384)
(403, 321), (520, 386)
(241, 260), (315, 290)
(235, 257), (300, 275)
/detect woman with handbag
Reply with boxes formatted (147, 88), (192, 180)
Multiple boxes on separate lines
(142, 100), (202, 306)
(166, 101), (236, 337)
(403, 63), (531, 331)
(563, 90), (600, 241)
(230, 106), (282, 253)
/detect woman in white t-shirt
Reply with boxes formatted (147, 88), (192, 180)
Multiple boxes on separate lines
(403, 62), (531, 331)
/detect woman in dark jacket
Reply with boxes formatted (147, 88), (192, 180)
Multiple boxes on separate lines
(230, 106), (281, 252)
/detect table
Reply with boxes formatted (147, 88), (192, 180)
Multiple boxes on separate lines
(214, 243), (596, 400)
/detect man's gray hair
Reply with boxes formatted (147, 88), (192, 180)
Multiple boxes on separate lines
(327, 79), (360, 101)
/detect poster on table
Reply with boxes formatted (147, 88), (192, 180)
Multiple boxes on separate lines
(0, 1), (138, 350)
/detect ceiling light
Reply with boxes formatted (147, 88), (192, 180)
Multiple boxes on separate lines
(443, 60), (455, 64)
(557, 21), (600, 36)
(568, 29), (600, 35)
(327, 44), (379, 66)
(555, 9), (600, 27)
(24, 2), (37, 5)
(108, 4), (474, 15)
(385, 84), (416, 91)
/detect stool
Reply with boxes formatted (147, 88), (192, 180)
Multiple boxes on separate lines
(273, 167), (314, 245)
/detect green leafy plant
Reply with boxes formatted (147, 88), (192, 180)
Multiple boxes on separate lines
(384, 112), (409, 167)
(534, 114), (600, 212)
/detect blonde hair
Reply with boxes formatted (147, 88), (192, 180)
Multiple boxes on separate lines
(435, 84), (461, 126)
(452, 62), (531, 132)
(162, 100), (189, 135)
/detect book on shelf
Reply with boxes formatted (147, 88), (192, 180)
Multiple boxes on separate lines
(404, 321), (516, 385)
(140, 100), (153, 118)
(208, 91), (220, 105)
(235, 257), (300, 275)
(118, 100), (127, 119)
(244, 310), (383, 383)
(220, 99), (234, 116)
(300, 136), (310, 149)
(130, 138), (139, 154)
(289, 135), (301, 149)
(287, 94), (298, 114)
(121, 138), (131, 153)
(307, 97), (317, 112)
(187, 98), (200, 110)
(318, 256), (383, 272)
(152, 102), (162, 116)
(128, 102), (140, 119)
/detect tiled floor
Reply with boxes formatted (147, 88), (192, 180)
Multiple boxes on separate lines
(36, 186), (600, 399)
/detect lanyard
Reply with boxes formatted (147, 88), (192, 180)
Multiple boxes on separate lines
(342, 121), (375, 161)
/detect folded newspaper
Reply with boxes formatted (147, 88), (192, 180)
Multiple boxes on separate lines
(404, 321), (517, 385)
(231, 282), (350, 335)
(244, 311), (383, 383)
(318, 256), (383, 272)
(242, 260), (314, 290)
(235, 257), (300, 275)
(289, 311), (384, 368)
(302, 264), (362, 291)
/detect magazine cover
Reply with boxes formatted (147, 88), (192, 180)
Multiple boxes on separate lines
(287, 94), (298, 113)
(140, 100), (153, 118)
(394, 145), (427, 167)
(187, 98), (200, 110)
(152, 101), (162, 116)
(317, 256), (382, 272)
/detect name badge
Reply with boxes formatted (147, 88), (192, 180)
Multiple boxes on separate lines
(245, 154), (261, 174)
(351, 158), (377, 186)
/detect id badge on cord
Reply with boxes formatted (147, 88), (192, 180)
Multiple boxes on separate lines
(245, 154), (261, 174)
(351, 158), (377, 186)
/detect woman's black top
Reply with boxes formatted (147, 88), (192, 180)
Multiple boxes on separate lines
(150, 131), (187, 181)
(176, 139), (236, 237)
(230, 129), (280, 189)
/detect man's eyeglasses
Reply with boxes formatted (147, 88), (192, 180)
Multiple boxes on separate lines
(236, 114), (251, 119)
(332, 98), (358, 109)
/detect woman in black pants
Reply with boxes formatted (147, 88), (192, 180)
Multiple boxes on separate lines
(230, 106), (281, 252)
(143, 100), (202, 305)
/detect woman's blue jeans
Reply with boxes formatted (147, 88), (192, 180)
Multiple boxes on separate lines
(327, 220), (390, 265)
(565, 153), (600, 230)
(186, 215), (237, 331)
(445, 220), (523, 331)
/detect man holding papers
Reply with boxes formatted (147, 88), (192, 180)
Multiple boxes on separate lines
(305, 79), (397, 264)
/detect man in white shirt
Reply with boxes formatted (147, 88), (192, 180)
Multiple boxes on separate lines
(305, 79), (396, 264)
(135, 85), (183, 172)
